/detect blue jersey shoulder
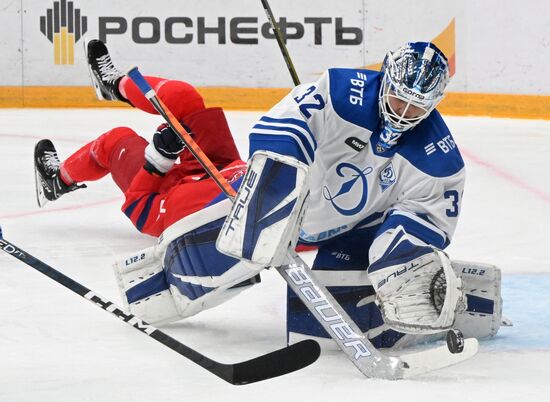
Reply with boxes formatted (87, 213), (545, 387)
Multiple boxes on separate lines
(397, 111), (464, 178)
(327, 68), (463, 178)
(328, 68), (382, 132)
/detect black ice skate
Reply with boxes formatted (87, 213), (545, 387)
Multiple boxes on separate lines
(34, 139), (86, 208)
(85, 39), (128, 103)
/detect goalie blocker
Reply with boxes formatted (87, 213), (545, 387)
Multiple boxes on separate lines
(216, 151), (309, 267)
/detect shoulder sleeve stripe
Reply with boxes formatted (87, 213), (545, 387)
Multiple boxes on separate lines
(256, 118), (317, 148)
(252, 123), (315, 156)
(259, 116), (317, 146)
(250, 127), (314, 164)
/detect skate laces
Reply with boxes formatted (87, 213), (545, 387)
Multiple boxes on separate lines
(96, 54), (123, 84)
(41, 150), (60, 175)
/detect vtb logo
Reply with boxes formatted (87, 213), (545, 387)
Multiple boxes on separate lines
(39, 0), (87, 65)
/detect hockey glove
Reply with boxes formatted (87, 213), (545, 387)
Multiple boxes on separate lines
(144, 123), (187, 175)
(367, 228), (465, 334)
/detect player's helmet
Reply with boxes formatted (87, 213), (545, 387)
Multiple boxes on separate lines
(379, 42), (450, 132)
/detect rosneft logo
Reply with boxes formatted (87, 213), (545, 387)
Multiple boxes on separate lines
(39, 0), (87, 65)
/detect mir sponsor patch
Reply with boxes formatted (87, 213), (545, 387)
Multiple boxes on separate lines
(345, 137), (367, 152)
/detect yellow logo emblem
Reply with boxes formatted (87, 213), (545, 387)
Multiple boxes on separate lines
(40, 0), (87, 65)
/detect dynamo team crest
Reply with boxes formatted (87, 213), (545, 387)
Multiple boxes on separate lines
(379, 162), (397, 192)
(323, 163), (373, 216)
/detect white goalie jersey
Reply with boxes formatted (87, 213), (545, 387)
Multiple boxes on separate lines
(248, 68), (465, 250)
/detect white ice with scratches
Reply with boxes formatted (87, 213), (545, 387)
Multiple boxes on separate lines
(0, 109), (549, 401)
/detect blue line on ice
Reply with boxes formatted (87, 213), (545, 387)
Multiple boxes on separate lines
(481, 275), (550, 350)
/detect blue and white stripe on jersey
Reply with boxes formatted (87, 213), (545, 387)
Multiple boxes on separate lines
(250, 116), (317, 165)
(376, 209), (449, 249)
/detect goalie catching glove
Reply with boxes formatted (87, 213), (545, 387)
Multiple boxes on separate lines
(367, 227), (466, 334)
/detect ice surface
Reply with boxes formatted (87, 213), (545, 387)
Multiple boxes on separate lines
(0, 109), (549, 401)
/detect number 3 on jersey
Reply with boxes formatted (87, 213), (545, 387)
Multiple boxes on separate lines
(294, 85), (326, 118)
(444, 190), (460, 217)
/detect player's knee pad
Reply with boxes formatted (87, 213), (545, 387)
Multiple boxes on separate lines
(157, 80), (205, 119)
(91, 127), (140, 168)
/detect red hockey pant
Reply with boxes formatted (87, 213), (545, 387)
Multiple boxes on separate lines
(60, 77), (206, 192)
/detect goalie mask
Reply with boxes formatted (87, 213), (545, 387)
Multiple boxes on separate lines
(378, 42), (450, 137)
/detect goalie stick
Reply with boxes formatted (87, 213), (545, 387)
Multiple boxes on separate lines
(0, 227), (320, 385)
(126, 67), (479, 379)
(259, 0), (301, 86)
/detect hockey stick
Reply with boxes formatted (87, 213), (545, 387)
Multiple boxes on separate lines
(259, 0), (301, 86)
(0, 227), (320, 385)
(126, 68), (478, 379)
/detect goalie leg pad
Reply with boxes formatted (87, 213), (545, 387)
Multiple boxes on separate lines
(113, 246), (181, 325)
(217, 151), (309, 267)
(162, 216), (264, 318)
(450, 260), (503, 338)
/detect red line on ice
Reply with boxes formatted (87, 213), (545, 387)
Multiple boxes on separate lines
(0, 133), (86, 144)
(461, 148), (550, 204)
(0, 197), (123, 219)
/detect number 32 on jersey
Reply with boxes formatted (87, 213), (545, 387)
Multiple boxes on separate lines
(294, 86), (326, 118)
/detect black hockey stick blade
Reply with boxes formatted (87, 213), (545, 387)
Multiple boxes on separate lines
(0, 227), (320, 385)
(221, 339), (321, 385)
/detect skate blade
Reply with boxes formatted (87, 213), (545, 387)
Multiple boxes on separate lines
(34, 167), (49, 208)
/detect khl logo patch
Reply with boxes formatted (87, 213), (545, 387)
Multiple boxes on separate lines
(323, 163), (373, 216)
